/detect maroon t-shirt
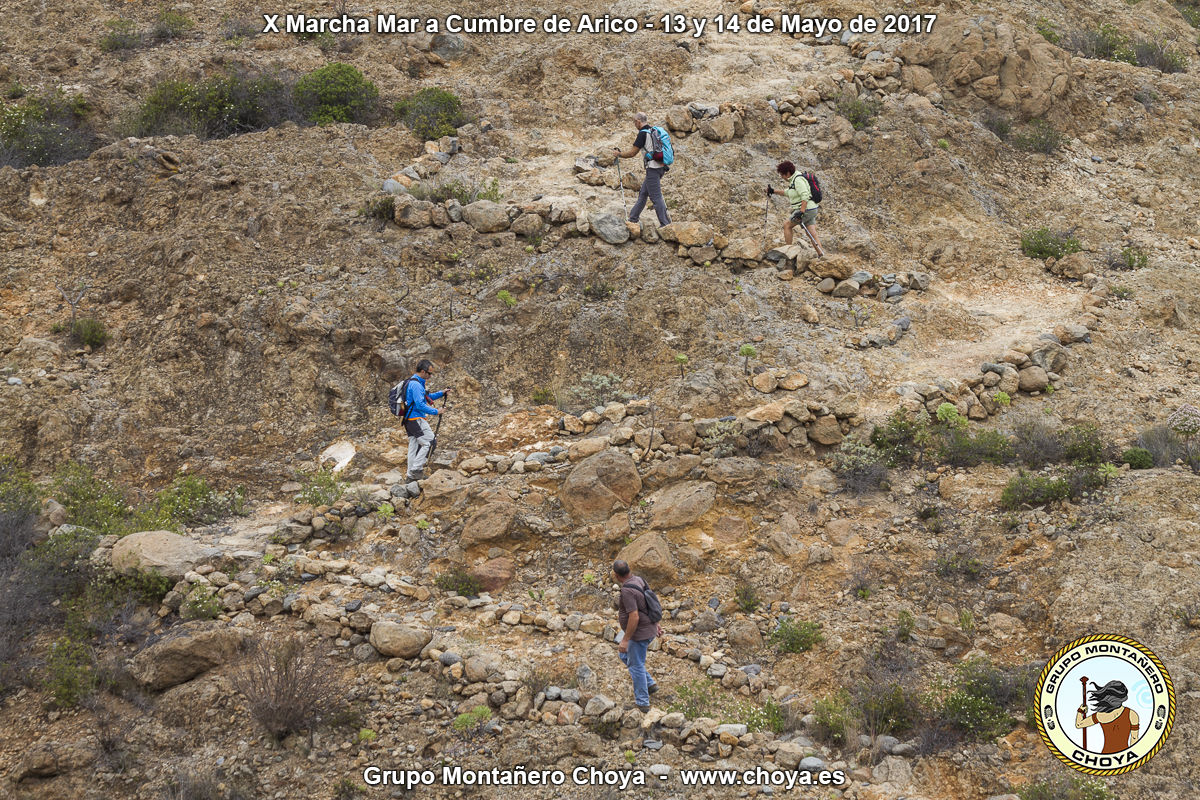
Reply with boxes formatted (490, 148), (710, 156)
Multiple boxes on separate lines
(617, 576), (658, 642)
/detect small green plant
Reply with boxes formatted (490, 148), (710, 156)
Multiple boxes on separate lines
(376, 502), (395, 522)
(1122, 447), (1153, 469)
(6, 82), (27, 100)
(71, 317), (109, 348)
(836, 92), (881, 130)
(360, 195), (395, 223)
(813, 689), (855, 744)
(1098, 462), (1120, 483)
(100, 18), (142, 51)
(497, 290), (516, 308)
(1018, 774), (1114, 800)
(530, 386), (557, 406)
(936, 138), (949, 149)
(674, 353), (689, 379)
(1035, 17), (1061, 43)
(1111, 285), (1134, 300)
(935, 402), (966, 430)
(993, 391), (1011, 407)
(1012, 119), (1066, 154)
(739, 344), (758, 375)
(452, 705), (491, 732)
(44, 633), (96, 708)
(770, 617), (823, 653)
(181, 586), (222, 620)
(395, 87), (465, 140)
(1001, 471), (1070, 510)
(1, 90), (95, 168)
(1020, 227), (1082, 260)
(297, 467), (345, 507)
(1107, 245), (1148, 270)
(435, 568), (482, 597)
(734, 582), (760, 612)
(153, 10), (193, 41)
(959, 609), (976, 635)
(476, 177), (502, 202)
(583, 281), (614, 301)
(935, 553), (986, 580)
(624, 749), (636, 764)
(128, 71), (295, 139)
(569, 373), (632, 410)
(357, 728), (377, 743)
(832, 440), (888, 495)
(294, 62), (379, 125)
(154, 473), (245, 526)
(896, 610), (915, 641)
(1060, 423), (1109, 464)
(702, 418), (742, 458)
(581, 570), (597, 585)
(416, 519), (430, 531)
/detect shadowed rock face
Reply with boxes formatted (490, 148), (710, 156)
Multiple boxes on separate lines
(559, 450), (642, 522)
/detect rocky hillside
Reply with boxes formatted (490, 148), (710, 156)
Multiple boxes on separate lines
(2, 0), (1200, 798)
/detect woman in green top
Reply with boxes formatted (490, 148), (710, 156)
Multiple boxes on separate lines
(767, 160), (824, 257)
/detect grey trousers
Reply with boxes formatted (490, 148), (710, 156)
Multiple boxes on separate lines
(406, 418), (435, 475)
(630, 168), (671, 226)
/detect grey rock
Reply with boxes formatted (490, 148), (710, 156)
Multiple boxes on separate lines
(589, 212), (631, 245)
(799, 756), (826, 771)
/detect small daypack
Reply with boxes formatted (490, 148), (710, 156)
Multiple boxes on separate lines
(388, 377), (414, 419)
(628, 577), (664, 624)
(802, 171), (823, 203)
(644, 125), (675, 168)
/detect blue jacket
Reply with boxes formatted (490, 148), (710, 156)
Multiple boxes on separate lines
(404, 374), (444, 420)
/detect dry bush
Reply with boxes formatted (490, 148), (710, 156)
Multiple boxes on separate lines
(232, 636), (346, 742)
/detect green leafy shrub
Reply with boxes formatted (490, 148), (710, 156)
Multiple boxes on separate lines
(394, 87), (465, 140)
(406, 177), (499, 205)
(1011, 414), (1065, 467)
(1012, 119), (1065, 154)
(52, 462), (135, 538)
(993, 391), (1011, 406)
(935, 553), (986, 580)
(531, 387), (557, 406)
(154, 474), (245, 526)
(1000, 471), (1070, 509)
(153, 10), (193, 41)
(496, 289), (516, 308)
(1137, 424), (1184, 466)
(297, 467), (345, 507)
(831, 440), (888, 494)
(100, 18), (142, 52)
(836, 92), (881, 129)
(452, 704), (492, 731)
(1133, 39), (1188, 72)
(0, 90), (95, 168)
(1067, 23), (1137, 63)
(734, 582), (760, 612)
(937, 428), (1015, 467)
(569, 373), (632, 410)
(869, 409), (928, 465)
(359, 195), (395, 223)
(1018, 774), (1114, 800)
(770, 617), (823, 653)
(435, 568), (482, 597)
(896, 610), (915, 641)
(583, 281), (615, 301)
(930, 658), (1035, 742)
(813, 689), (855, 744)
(1059, 423), (1109, 464)
(128, 71), (296, 139)
(294, 63), (379, 125)
(702, 418), (742, 458)
(1122, 447), (1154, 469)
(71, 317), (108, 348)
(181, 586), (221, 620)
(1106, 245), (1148, 270)
(1035, 17), (1061, 43)
(1021, 227), (1081, 260)
(44, 633), (97, 707)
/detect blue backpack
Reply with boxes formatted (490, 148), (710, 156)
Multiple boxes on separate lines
(644, 125), (674, 168)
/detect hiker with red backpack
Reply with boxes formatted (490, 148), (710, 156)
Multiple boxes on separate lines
(767, 160), (825, 257)
(613, 112), (674, 228)
(388, 359), (448, 483)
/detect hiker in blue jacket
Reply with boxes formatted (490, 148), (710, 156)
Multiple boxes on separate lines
(403, 359), (447, 482)
(613, 112), (672, 227)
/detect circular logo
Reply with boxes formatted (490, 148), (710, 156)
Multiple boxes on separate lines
(1035, 634), (1175, 776)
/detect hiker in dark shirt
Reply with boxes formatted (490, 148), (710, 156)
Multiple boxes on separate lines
(613, 559), (661, 712)
(613, 112), (671, 227)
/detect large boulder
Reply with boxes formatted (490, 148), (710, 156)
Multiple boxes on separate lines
(616, 532), (676, 582)
(699, 115), (737, 142)
(462, 200), (510, 233)
(469, 558), (515, 592)
(369, 622), (432, 658)
(111, 531), (218, 581)
(560, 451), (642, 523)
(721, 238), (764, 262)
(649, 481), (717, 529)
(808, 416), (844, 446)
(726, 619), (763, 651)
(706, 458), (763, 486)
(659, 221), (713, 247)
(589, 212), (630, 244)
(461, 502), (519, 547)
(129, 622), (245, 691)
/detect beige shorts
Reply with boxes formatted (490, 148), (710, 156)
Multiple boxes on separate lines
(790, 208), (818, 226)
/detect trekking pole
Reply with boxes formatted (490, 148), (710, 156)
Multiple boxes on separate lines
(615, 153), (628, 219)
(763, 185), (771, 246)
(429, 399), (448, 464)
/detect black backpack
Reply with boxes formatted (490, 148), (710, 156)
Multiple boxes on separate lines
(627, 577), (664, 624)
(388, 378), (413, 419)
(802, 171), (823, 203)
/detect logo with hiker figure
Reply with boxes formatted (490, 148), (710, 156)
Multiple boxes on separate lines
(1035, 634), (1175, 775)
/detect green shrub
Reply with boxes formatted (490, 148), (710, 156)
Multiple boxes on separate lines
(859, 682), (921, 737)
(1111, 285), (1134, 300)
(71, 317), (108, 348)
(668, 679), (722, 719)
(359, 195), (395, 222)
(702, 418), (742, 457)
(52, 462), (135, 538)
(1067, 23), (1137, 64)
(1106, 245), (1148, 270)
(1000, 471), (1070, 509)
(1012, 119), (1065, 154)
(1035, 17), (1061, 44)
(1133, 39), (1188, 73)
(935, 553), (986, 580)
(406, 177), (500, 206)
(100, 18), (142, 52)
(831, 440), (888, 494)
(569, 373), (632, 410)
(930, 658), (1034, 742)
(44, 633), (97, 708)
(1020, 226), (1082, 259)
(0, 90), (95, 168)
(937, 428), (1015, 467)
(836, 92), (881, 130)
(531, 387), (557, 406)
(394, 87), (465, 140)
(813, 689), (855, 744)
(1059, 423), (1108, 464)
(896, 610), (915, 641)
(993, 391), (1011, 406)
(583, 281), (615, 301)
(154, 474), (244, 526)
(435, 568), (482, 597)
(496, 289), (516, 308)
(869, 409), (927, 465)
(1122, 447), (1154, 469)
(153, 10), (193, 41)
(181, 586), (221, 620)
(734, 582), (760, 612)
(1011, 414), (1065, 467)
(297, 467), (345, 507)
(939, 689), (1013, 740)
(128, 71), (295, 138)
(770, 617), (823, 653)
(1018, 774), (1114, 800)
(293, 63), (379, 125)
(452, 705), (492, 731)
(1177, 2), (1200, 28)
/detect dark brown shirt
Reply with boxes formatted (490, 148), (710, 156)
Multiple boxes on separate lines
(617, 576), (658, 642)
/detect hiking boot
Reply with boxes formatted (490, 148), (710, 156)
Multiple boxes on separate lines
(405, 470), (424, 482)
(648, 684), (658, 695)
(636, 704), (651, 713)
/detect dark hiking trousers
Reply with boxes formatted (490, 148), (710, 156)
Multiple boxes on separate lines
(629, 167), (670, 227)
